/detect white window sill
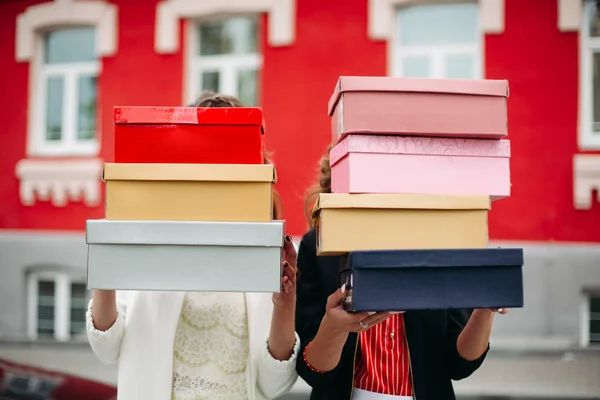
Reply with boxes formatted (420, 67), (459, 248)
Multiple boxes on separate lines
(573, 154), (600, 210)
(578, 137), (600, 152)
(27, 145), (100, 158)
(15, 158), (103, 207)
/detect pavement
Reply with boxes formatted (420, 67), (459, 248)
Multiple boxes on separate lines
(0, 343), (599, 399)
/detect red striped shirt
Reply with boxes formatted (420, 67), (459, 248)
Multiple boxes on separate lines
(353, 313), (412, 396)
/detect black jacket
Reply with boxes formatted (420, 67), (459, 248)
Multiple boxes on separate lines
(295, 229), (489, 400)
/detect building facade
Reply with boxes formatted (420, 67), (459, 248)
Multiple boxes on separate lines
(0, 0), (599, 358)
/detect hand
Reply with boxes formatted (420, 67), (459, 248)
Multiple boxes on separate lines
(322, 284), (395, 335)
(272, 236), (297, 310)
(473, 308), (509, 318)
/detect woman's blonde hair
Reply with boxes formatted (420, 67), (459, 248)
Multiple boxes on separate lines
(189, 91), (283, 220)
(304, 144), (333, 228)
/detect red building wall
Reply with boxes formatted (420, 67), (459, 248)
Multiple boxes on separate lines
(0, 0), (598, 242)
(485, 0), (600, 242)
(262, 0), (386, 235)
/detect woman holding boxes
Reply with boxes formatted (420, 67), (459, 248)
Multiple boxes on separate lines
(295, 146), (508, 400)
(86, 93), (300, 400)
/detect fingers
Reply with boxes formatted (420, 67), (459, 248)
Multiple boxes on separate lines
(280, 275), (293, 294)
(283, 235), (297, 264)
(350, 310), (402, 332)
(496, 308), (509, 315)
(360, 312), (394, 327)
(326, 285), (348, 310)
(354, 316), (385, 332)
(282, 261), (297, 284)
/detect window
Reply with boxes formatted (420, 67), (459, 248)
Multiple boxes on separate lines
(35, 27), (99, 156)
(580, 1), (600, 149)
(27, 272), (89, 341)
(188, 17), (261, 106)
(393, 3), (481, 79)
(590, 296), (600, 344)
(0, 367), (63, 399)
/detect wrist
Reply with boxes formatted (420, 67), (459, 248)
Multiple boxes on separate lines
(272, 300), (296, 313)
(319, 314), (349, 341)
(469, 309), (496, 325)
(472, 309), (495, 318)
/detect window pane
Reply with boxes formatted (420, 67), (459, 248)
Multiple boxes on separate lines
(237, 69), (258, 106)
(590, 319), (600, 337)
(445, 54), (475, 79)
(398, 3), (478, 47)
(402, 57), (430, 78)
(594, 52), (600, 133)
(37, 281), (55, 336)
(201, 71), (220, 92)
(70, 283), (88, 335)
(590, 2), (600, 38)
(77, 75), (97, 140)
(45, 28), (96, 64)
(591, 298), (600, 313)
(46, 77), (64, 141)
(198, 17), (258, 56)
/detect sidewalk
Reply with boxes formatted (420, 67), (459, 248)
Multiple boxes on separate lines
(454, 351), (600, 399)
(1, 341), (599, 399)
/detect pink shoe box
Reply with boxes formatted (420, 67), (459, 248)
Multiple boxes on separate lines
(328, 76), (509, 143)
(330, 134), (511, 200)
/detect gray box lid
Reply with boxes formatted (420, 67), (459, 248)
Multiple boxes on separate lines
(86, 219), (284, 247)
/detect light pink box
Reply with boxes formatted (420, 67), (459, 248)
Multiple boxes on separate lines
(328, 76), (509, 143)
(330, 134), (511, 200)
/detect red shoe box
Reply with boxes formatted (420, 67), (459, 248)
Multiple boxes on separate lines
(114, 106), (265, 164)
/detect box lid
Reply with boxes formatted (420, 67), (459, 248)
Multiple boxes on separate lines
(86, 219), (285, 246)
(328, 76), (509, 116)
(102, 163), (277, 183)
(114, 106), (265, 130)
(329, 134), (511, 166)
(341, 248), (524, 271)
(312, 193), (490, 217)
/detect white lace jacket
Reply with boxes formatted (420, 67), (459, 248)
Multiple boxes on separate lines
(86, 291), (300, 400)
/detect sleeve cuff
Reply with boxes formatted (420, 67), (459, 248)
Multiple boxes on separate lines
(261, 332), (301, 371)
(85, 299), (126, 343)
(457, 342), (490, 364)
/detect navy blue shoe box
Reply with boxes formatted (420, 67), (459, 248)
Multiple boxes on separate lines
(340, 248), (524, 312)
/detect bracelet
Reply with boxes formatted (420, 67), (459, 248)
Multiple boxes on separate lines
(303, 341), (327, 374)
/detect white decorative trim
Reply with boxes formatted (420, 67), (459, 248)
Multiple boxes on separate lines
(479, 0), (505, 34)
(15, 0), (118, 62)
(558, 0), (582, 32)
(15, 158), (103, 207)
(155, 0), (296, 53)
(573, 154), (600, 210)
(369, 0), (505, 41)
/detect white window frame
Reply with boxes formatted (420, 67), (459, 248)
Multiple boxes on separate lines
(27, 271), (88, 342)
(580, 293), (590, 346)
(185, 16), (262, 105)
(579, 1), (600, 150)
(391, 2), (484, 79)
(14, 0), (116, 207)
(35, 33), (100, 157)
(15, 0), (117, 158)
(155, 0), (295, 54)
